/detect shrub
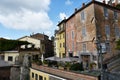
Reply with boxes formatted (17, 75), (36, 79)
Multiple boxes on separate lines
(70, 63), (84, 71)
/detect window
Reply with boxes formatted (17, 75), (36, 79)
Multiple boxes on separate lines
(39, 75), (43, 80)
(93, 55), (97, 60)
(81, 11), (85, 20)
(72, 42), (74, 51)
(82, 27), (86, 36)
(32, 72), (34, 78)
(60, 43), (62, 48)
(115, 25), (120, 38)
(105, 25), (110, 39)
(63, 33), (65, 38)
(44, 77), (46, 80)
(106, 43), (111, 53)
(71, 31), (74, 39)
(114, 11), (118, 19)
(8, 56), (13, 61)
(104, 7), (108, 18)
(82, 43), (86, 52)
(69, 52), (73, 57)
(63, 42), (65, 48)
(35, 74), (38, 80)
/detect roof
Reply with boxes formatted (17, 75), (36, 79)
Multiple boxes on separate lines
(57, 19), (66, 26)
(18, 36), (40, 41)
(0, 60), (12, 67)
(66, 0), (120, 22)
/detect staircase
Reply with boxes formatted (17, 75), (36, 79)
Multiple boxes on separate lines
(104, 53), (120, 72)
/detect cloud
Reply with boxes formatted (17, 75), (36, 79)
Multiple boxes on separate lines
(65, 0), (73, 5)
(96, 0), (109, 3)
(0, 0), (53, 32)
(59, 12), (68, 20)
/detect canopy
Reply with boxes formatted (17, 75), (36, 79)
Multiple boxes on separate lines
(45, 56), (61, 61)
(60, 57), (79, 62)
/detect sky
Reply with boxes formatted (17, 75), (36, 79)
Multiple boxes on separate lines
(0, 0), (107, 39)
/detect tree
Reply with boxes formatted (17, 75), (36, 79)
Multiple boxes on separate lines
(0, 39), (29, 51)
(116, 4), (120, 9)
(116, 39), (120, 50)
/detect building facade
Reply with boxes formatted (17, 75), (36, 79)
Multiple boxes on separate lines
(54, 19), (66, 58)
(65, 0), (120, 69)
(4, 51), (19, 64)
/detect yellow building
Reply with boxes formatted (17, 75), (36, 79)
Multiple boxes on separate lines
(55, 19), (66, 58)
(30, 68), (49, 80)
(30, 68), (66, 80)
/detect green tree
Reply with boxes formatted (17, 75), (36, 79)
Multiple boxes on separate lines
(116, 4), (120, 9)
(0, 39), (29, 51)
(116, 39), (120, 50)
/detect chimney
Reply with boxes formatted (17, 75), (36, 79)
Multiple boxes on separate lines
(75, 8), (77, 12)
(103, 0), (106, 4)
(112, 3), (115, 6)
(82, 3), (85, 7)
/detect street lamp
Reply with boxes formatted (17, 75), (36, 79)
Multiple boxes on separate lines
(95, 35), (106, 80)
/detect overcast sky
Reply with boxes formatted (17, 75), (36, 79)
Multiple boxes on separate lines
(0, 0), (109, 39)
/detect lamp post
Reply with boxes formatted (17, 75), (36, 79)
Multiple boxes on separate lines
(95, 35), (104, 80)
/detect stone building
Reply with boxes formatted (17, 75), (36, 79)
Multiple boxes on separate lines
(65, 0), (120, 69)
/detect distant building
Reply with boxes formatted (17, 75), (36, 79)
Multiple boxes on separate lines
(18, 33), (54, 58)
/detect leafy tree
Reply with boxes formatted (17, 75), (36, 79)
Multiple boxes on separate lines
(116, 4), (120, 9)
(70, 63), (84, 71)
(0, 39), (29, 51)
(116, 39), (120, 50)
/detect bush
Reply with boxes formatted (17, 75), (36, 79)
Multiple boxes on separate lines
(70, 63), (84, 71)
(36, 60), (42, 65)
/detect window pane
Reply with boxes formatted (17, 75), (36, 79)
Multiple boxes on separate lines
(104, 7), (108, 17)
(32, 72), (34, 78)
(82, 43), (86, 52)
(8, 56), (13, 61)
(115, 26), (120, 37)
(39, 75), (43, 80)
(105, 25), (110, 39)
(114, 11), (118, 19)
(81, 11), (85, 20)
(35, 74), (38, 80)
(82, 27), (86, 36)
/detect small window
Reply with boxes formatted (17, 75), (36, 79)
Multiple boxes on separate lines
(32, 72), (34, 78)
(71, 31), (74, 39)
(63, 42), (65, 48)
(39, 75), (43, 80)
(60, 43), (62, 48)
(44, 77), (46, 80)
(114, 11), (118, 19)
(82, 43), (86, 52)
(63, 33), (65, 38)
(115, 25), (120, 37)
(93, 55), (97, 60)
(72, 42), (74, 51)
(81, 11), (85, 20)
(35, 74), (38, 80)
(82, 27), (86, 37)
(104, 7), (108, 18)
(8, 56), (13, 61)
(105, 25), (110, 39)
